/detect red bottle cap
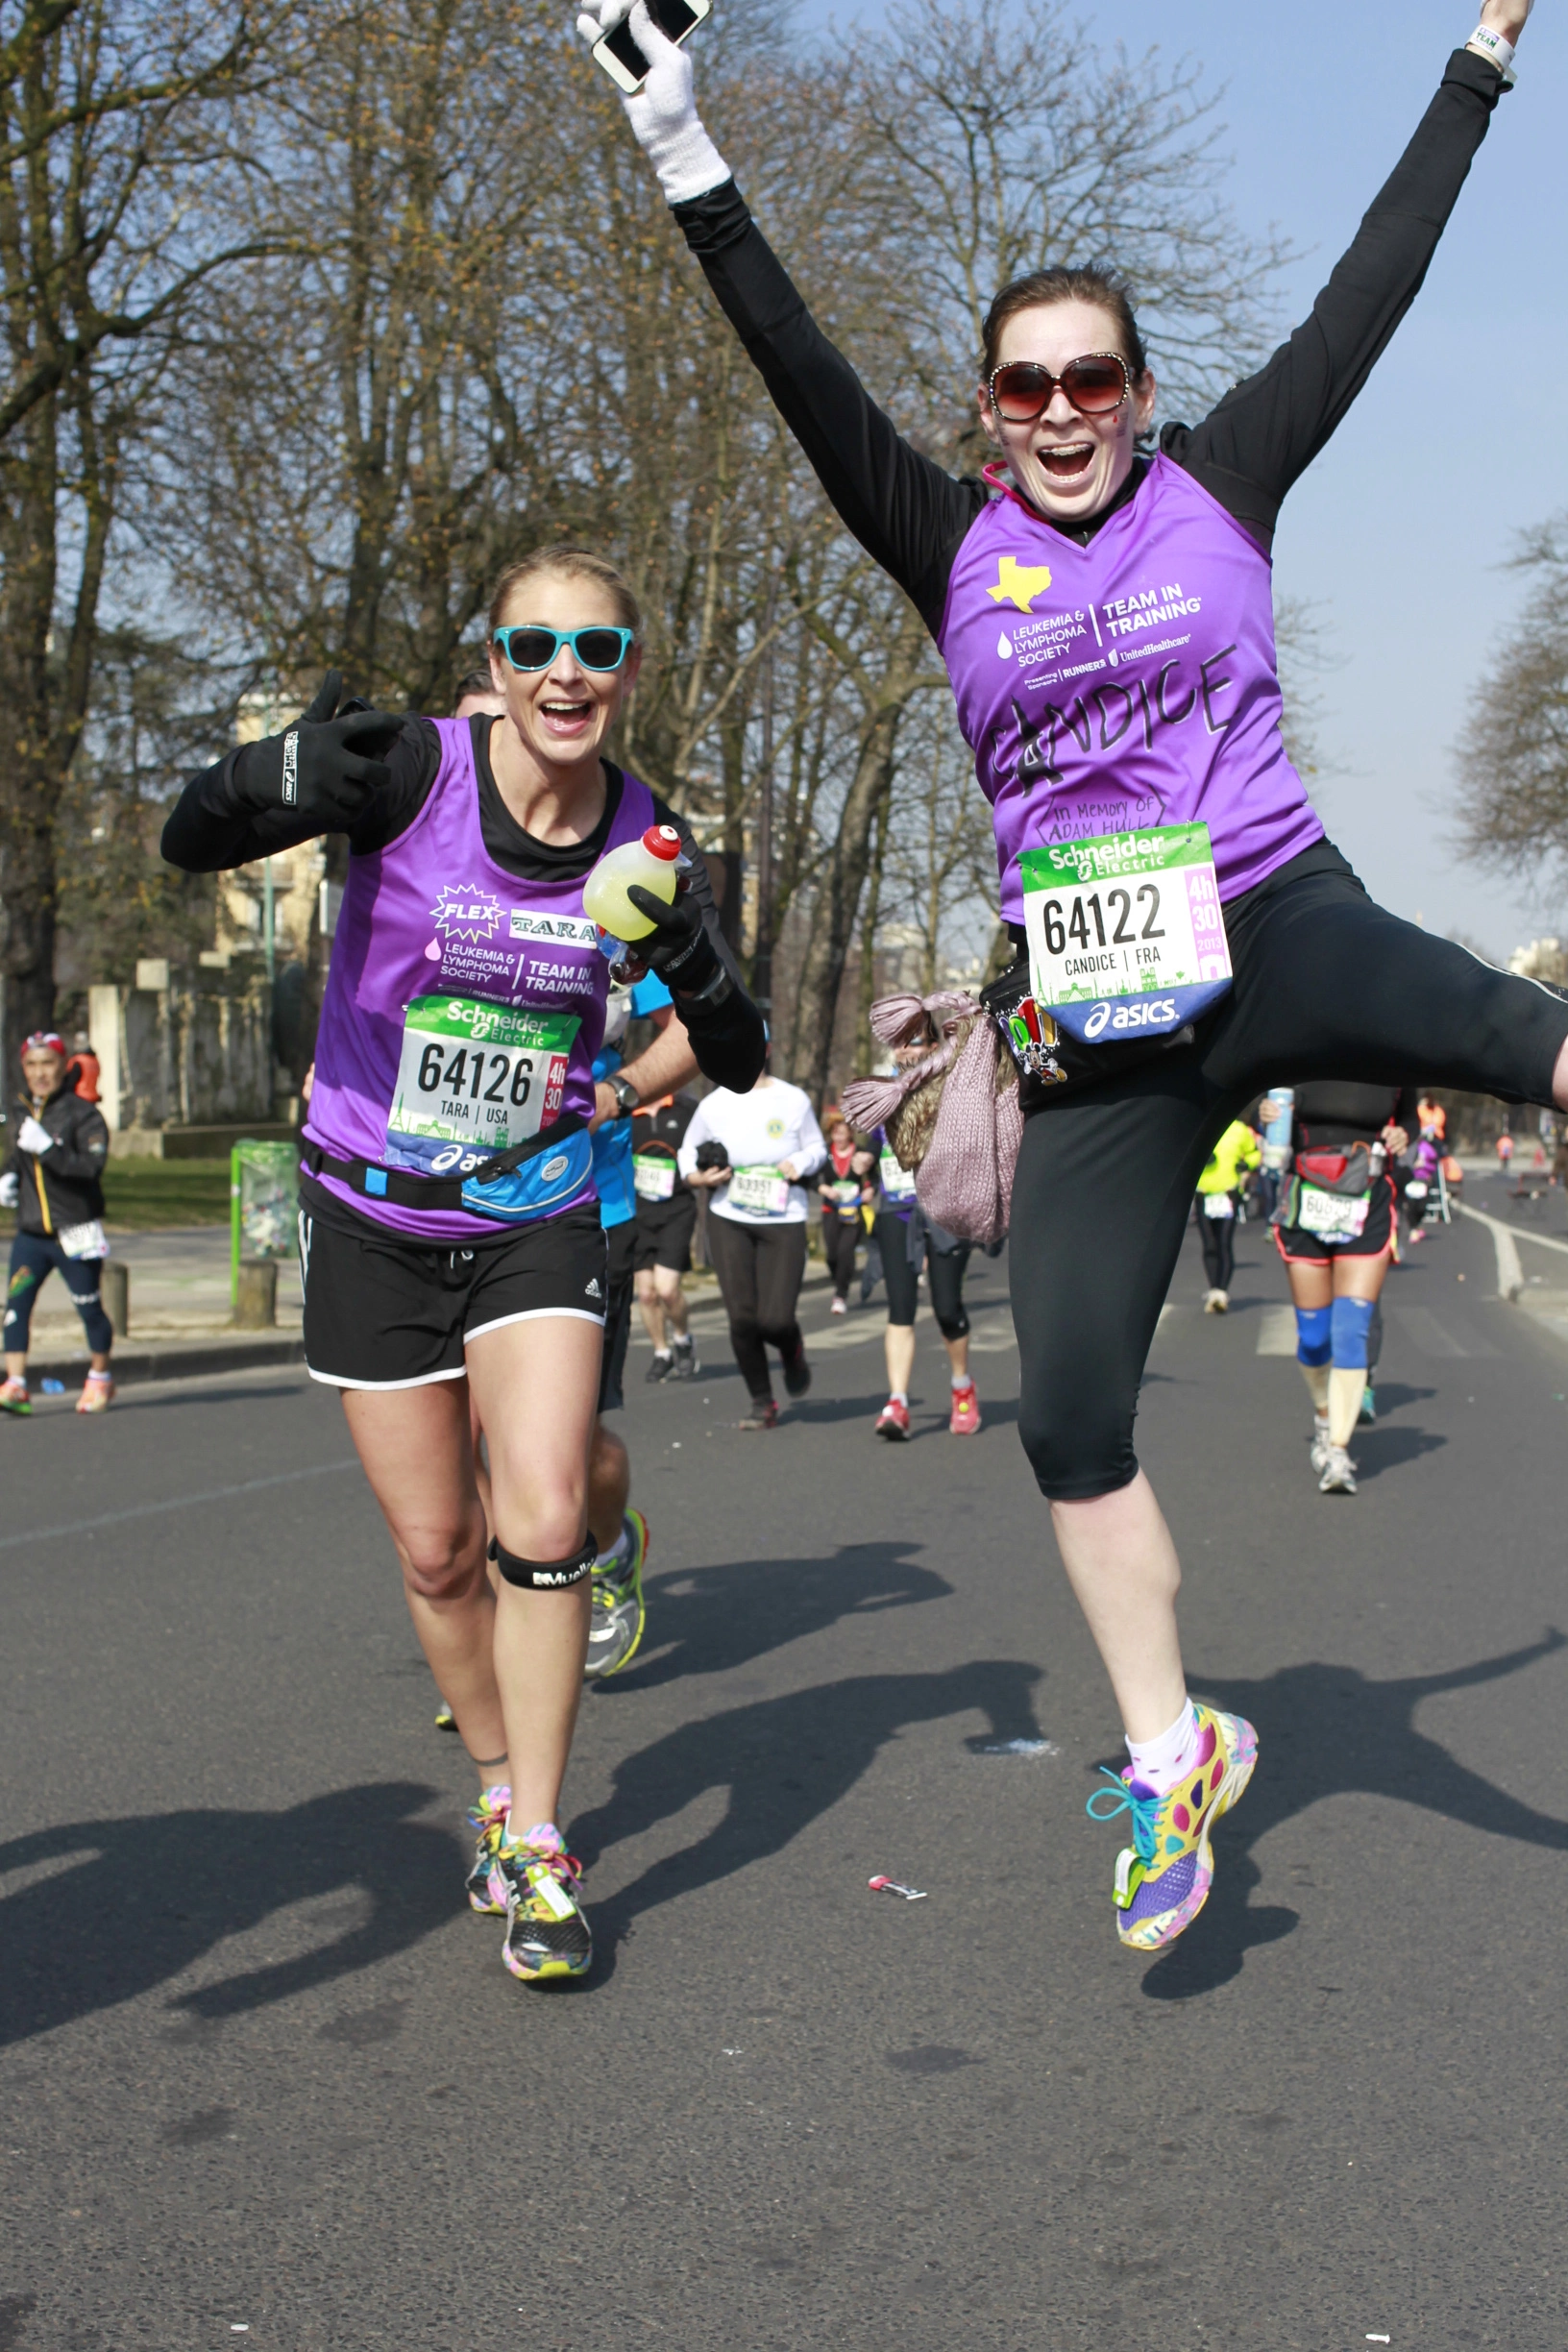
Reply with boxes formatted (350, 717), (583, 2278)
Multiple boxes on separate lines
(641, 824), (682, 861)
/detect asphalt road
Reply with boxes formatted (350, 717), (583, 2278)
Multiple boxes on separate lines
(3, 1211), (1567, 2351)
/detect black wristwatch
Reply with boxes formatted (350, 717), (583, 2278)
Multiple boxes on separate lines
(607, 1072), (640, 1117)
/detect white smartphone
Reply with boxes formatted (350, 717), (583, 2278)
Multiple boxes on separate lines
(592, 0), (711, 94)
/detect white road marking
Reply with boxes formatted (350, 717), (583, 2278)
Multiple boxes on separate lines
(0, 1458), (360, 1551)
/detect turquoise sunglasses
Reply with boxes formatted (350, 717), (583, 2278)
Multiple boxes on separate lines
(491, 624), (635, 673)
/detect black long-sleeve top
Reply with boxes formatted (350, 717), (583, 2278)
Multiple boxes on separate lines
(672, 47), (1508, 631)
(162, 718), (765, 1092)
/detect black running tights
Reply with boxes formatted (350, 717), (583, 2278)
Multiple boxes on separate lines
(821, 1208), (859, 1301)
(1197, 1205), (1237, 1291)
(1010, 846), (1568, 1501)
(704, 1214), (808, 1403)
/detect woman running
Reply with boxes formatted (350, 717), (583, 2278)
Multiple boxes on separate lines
(677, 1056), (825, 1427)
(870, 1131), (982, 1440)
(1194, 1116), (1262, 1313)
(589, 3), (1568, 1949)
(1275, 1084), (1412, 1496)
(818, 1116), (871, 1315)
(163, 548), (764, 1983)
(2, 1032), (115, 1414)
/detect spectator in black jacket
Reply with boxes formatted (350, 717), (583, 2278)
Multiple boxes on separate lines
(2, 1032), (115, 1414)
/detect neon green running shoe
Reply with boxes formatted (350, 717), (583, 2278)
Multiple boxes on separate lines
(1086, 1702), (1258, 1951)
(583, 1507), (649, 1681)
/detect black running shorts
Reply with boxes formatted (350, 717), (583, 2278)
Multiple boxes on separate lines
(299, 1200), (607, 1389)
(1274, 1172), (1397, 1265)
(634, 1192), (698, 1274)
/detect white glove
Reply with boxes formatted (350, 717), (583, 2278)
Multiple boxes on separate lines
(0, 1171), (17, 1209)
(576, 0), (731, 205)
(17, 1115), (54, 1156)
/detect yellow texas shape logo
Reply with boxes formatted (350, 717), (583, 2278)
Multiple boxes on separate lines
(987, 555), (1053, 614)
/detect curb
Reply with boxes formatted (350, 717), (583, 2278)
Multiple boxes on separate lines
(24, 1334), (307, 1392)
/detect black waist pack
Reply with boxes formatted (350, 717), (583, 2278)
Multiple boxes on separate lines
(978, 958), (1196, 1110)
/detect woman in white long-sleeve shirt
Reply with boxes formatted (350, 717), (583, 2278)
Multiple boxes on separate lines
(679, 1070), (827, 1428)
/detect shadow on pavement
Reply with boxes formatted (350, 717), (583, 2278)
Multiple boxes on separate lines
(1140, 1631), (1568, 2002)
(0, 1782), (458, 2050)
(576, 1659), (1044, 1971)
(599, 1540), (953, 1695)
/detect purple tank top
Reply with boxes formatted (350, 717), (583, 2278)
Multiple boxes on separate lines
(305, 720), (656, 1242)
(938, 453), (1324, 925)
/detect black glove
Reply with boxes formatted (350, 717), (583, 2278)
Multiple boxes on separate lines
(694, 1138), (731, 1172)
(233, 670), (402, 829)
(626, 881), (728, 1002)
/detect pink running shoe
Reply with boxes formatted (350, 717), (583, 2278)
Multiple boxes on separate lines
(76, 1369), (114, 1414)
(948, 1381), (981, 1436)
(874, 1397), (911, 1441)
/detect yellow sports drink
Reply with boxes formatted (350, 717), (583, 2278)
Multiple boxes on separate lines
(582, 823), (682, 942)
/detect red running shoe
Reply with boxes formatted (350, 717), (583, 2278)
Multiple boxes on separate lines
(948, 1381), (981, 1436)
(874, 1397), (911, 1441)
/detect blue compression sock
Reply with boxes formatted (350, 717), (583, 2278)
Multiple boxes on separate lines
(1295, 1306), (1332, 1367)
(1331, 1294), (1376, 1370)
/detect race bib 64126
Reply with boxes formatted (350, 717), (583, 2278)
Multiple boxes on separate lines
(385, 994), (579, 1176)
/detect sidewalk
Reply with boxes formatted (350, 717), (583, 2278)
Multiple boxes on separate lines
(23, 1227), (305, 1389)
(17, 1228), (832, 1389)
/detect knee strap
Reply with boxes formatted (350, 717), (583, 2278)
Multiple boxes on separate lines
(1331, 1294), (1376, 1370)
(487, 1536), (595, 1591)
(1295, 1306), (1332, 1366)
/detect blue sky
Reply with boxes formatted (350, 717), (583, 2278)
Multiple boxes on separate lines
(788, 1), (1568, 960)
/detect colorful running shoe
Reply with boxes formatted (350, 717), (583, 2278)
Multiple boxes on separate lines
(874, 1397), (911, 1441)
(492, 1829), (592, 1983)
(948, 1382), (981, 1436)
(75, 1368), (114, 1414)
(1360, 1380), (1377, 1426)
(434, 1699), (459, 1732)
(584, 1507), (649, 1681)
(1086, 1703), (1258, 1951)
(464, 1783), (512, 1915)
(0, 1376), (31, 1415)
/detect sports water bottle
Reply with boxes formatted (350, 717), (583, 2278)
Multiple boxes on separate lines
(582, 823), (682, 948)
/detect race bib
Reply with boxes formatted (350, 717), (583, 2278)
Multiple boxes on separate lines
(825, 1177), (862, 1208)
(59, 1218), (109, 1261)
(385, 995), (578, 1177)
(1297, 1184), (1370, 1241)
(633, 1154), (676, 1202)
(1201, 1193), (1235, 1220)
(727, 1164), (791, 1216)
(879, 1147), (918, 1203)
(1019, 822), (1232, 1045)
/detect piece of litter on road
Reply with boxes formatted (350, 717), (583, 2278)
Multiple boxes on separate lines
(869, 1874), (927, 1901)
(974, 1736), (1059, 1758)
(1366, 2337), (1390, 2344)
(39, 1378), (64, 1395)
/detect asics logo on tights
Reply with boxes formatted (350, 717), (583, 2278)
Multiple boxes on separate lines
(1085, 997), (1178, 1040)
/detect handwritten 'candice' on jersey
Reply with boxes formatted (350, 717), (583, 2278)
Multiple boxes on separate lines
(1007, 644), (1238, 787)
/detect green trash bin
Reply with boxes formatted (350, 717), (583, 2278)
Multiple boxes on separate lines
(231, 1139), (299, 1310)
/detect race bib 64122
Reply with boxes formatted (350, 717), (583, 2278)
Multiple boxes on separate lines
(1019, 821), (1232, 1045)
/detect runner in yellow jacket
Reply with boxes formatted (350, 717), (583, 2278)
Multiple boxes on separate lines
(1194, 1120), (1262, 1313)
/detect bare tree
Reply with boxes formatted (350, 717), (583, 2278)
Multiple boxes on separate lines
(1452, 515), (1568, 898)
(0, 0), (275, 1068)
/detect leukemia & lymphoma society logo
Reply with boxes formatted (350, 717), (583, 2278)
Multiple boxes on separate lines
(431, 885), (502, 943)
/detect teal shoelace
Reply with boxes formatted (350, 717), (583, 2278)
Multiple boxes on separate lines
(1085, 1769), (1160, 1862)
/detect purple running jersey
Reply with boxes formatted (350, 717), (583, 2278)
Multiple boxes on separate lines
(305, 718), (656, 1241)
(937, 455), (1324, 924)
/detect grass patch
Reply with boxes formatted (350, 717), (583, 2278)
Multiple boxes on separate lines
(103, 1157), (231, 1231)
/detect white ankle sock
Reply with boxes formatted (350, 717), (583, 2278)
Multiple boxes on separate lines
(951, 1372), (974, 1392)
(890, 1389), (908, 1408)
(594, 1522), (631, 1575)
(1126, 1701), (1200, 1795)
